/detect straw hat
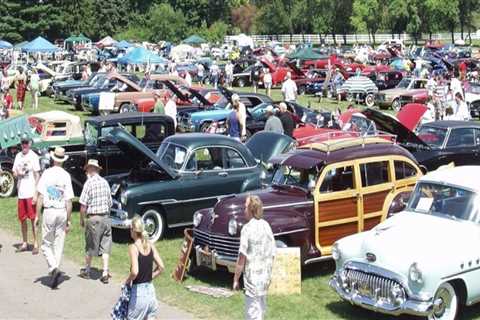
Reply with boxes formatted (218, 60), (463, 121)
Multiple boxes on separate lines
(50, 147), (68, 163)
(84, 159), (102, 171)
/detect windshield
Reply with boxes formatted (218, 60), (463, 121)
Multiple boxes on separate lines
(416, 126), (447, 148)
(272, 165), (317, 190)
(396, 78), (411, 89)
(467, 84), (480, 94)
(84, 122), (98, 146)
(156, 142), (188, 170)
(408, 182), (480, 223)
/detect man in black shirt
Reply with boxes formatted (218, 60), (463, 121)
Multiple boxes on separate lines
(278, 102), (295, 138)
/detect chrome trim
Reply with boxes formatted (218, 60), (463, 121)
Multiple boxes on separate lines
(441, 265), (480, 280)
(304, 255), (332, 264)
(263, 201), (313, 210)
(274, 228), (310, 237)
(138, 194), (234, 206)
(194, 245), (237, 273)
(111, 216), (132, 229)
(168, 221), (193, 228)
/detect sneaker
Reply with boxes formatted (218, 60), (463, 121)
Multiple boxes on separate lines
(79, 268), (90, 279)
(51, 268), (61, 289)
(100, 273), (111, 284)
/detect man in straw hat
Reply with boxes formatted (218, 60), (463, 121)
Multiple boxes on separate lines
(36, 147), (74, 289)
(79, 159), (113, 284)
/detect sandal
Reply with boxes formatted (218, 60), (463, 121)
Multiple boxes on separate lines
(100, 273), (111, 284)
(79, 268), (90, 279)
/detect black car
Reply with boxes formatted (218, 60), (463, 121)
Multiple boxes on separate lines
(52, 72), (106, 101)
(364, 108), (480, 171)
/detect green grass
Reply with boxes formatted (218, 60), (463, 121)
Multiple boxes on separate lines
(3, 88), (480, 320)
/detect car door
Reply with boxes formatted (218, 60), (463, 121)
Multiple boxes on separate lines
(443, 128), (476, 167)
(314, 161), (359, 255)
(356, 158), (395, 231)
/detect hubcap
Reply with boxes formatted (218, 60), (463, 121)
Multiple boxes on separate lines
(144, 217), (157, 236)
(0, 171), (14, 196)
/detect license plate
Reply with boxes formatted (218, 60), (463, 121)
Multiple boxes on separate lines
(198, 248), (214, 269)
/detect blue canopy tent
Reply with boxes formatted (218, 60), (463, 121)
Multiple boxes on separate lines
(116, 40), (132, 49)
(118, 47), (167, 65)
(0, 40), (12, 49)
(21, 36), (59, 53)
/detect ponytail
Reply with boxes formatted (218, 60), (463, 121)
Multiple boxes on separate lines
(131, 215), (150, 251)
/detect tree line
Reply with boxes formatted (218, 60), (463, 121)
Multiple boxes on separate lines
(0, 0), (478, 45)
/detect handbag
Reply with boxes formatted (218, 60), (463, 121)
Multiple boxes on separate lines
(111, 284), (131, 320)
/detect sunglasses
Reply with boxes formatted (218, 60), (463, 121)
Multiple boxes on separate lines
(21, 141), (29, 145)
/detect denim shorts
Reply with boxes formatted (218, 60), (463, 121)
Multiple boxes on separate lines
(127, 282), (158, 320)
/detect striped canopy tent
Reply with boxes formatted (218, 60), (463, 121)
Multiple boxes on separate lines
(338, 76), (378, 94)
(0, 40), (13, 49)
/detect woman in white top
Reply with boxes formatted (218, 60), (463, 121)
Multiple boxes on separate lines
(263, 69), (272, 97)
(454, 92), (471, 121)
(29, 69), (40, 110)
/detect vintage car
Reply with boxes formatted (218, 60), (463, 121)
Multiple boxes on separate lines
(51, 72), (105, 101)
(330, 166), (480, 320)
(0, 111), (84, 197)
(399, 89), (428, 107)
(363, 108), (480, 171)
(190, 137), (422, 272)
(375, 77), (428, 111)
(465, 82), (480, 119)
(107, 130), (295, 242)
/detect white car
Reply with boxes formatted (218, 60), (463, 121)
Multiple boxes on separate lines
(330, 166), (480, 320)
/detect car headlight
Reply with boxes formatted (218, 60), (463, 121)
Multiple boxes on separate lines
(409, 262), (423, 284)
(120, 190), (127, 206)
(111, 183), (120, 196)
(332, 242), (341, 261)
(193, 212), (203, 227)
(390, 283), (406, 305)
(228, 218), (238, 236)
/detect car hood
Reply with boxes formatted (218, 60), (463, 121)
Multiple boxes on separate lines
(245, 131), (295, 162)
(362, 107), (430, 148)
(396, 103), (427, 131)
(105, 127), (177, 179)
(357, 211), (479, 274)
(190, 108), (230, 122)
(378, 88), (408, 96)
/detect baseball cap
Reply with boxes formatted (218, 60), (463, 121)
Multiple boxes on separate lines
(20, 134), (31, 144)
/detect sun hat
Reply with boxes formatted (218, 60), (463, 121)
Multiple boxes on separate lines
(265, 105), (275, 113)
(231, 94), (240, 102)
(50, 147), (69, 163)
(84, 159), (102, 170)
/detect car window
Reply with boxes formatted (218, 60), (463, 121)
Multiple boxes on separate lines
(447, 128), (475, 147)
(413, 81), (426, 89)
(185, 147), (224, 171)
(225, 148), (246, 169)
(394, 161), (417, 180)
(240, 97), (253, 108)
(360, 161), (390, 187)
(45, 122), (67, 137)
(141, 123), (167, 143)
(320, 166), (354, 193)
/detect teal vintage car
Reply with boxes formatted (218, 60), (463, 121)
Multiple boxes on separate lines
(0, 111), (84, 197)
(107, 128), (295, 241)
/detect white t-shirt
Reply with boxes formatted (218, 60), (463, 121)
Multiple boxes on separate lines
(281, 79), (297, 101)
(237, 103), (247, 136)
(37, 166), (74, 210)
(13, 150), (40, 199)
(263, 73), (272, 85)
(450, 78), (463, 97)
(165, 99), (178, 128)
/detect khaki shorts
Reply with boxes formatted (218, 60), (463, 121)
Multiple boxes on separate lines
(85, 215), (112, 256)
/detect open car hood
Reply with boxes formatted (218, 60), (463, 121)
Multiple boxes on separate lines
(361, 108), (430, 148)
(396, 103), (427, 131)
(105, 128), (177, 179)
(161, 80), (189, 102)
(245, 131), (295, 162)
(187, 88), (212, 106)
(217, 86), (233, 101)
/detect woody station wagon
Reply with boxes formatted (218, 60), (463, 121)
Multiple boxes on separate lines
(190, 137), (423, 272)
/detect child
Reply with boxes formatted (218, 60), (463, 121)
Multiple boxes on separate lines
(3, 90), (13, 109)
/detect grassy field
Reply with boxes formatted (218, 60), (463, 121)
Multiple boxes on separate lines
(2, 88), (480, 320)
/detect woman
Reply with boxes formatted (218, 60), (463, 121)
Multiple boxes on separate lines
(15, 67), (27, 110)
(454, 92), (471, 121)
(125, 216), (164, 320)
(29, 68), (40, 110)
(227, 104), (241, 141)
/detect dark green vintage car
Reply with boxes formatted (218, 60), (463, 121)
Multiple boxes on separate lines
(107, 128), (295, 241)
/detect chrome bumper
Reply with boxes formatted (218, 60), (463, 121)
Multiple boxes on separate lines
(110, 204), (131, 229)
(177, 123), (195, 133)
(194, 245), (236, 273)
(329, 273), (433, 317)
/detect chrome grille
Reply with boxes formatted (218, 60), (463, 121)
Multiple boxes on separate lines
(345, 268), (404, 301)
(193, 229), (240, 258)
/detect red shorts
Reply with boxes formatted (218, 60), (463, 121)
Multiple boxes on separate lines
(18, 198), (36, 222)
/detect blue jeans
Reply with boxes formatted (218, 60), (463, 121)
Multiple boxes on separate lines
(128, 282), (158, 320)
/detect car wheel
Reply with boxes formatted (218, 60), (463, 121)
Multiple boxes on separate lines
(392, 98), (401, 112)
(200, 122), (212, 133)
(237, 78), (246, 88)
(119, 103), (135, 113)
(142, 208), (166, 242)
(0, 167), (16, 198)
(298, 85), (306, 95)
(429, 282), (459, 320)
(365, 94), (375, 107)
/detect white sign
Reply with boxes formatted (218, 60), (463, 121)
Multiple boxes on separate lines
(99, 92), (115, 112)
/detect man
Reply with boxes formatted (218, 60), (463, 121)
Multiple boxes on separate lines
(210, 62), (220, 89)
(153, 91), (164, 114)
(164, 91), (178, 129)
(232, 94), (247, 141)
(13, 134), (40, 254)
(264, 105), (284, 134)
(36, 147), (74, 289)
(250, 63), (262, 93)
(281, 72), (297, 102)
(79, 159), (113, 284)
(233, 195), (275, 320)
(263, 69), (272, 97)
(225, 61), (234, 89)
(278, 102), (295, 137)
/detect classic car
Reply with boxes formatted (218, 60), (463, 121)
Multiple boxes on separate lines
(375, 77), (428, 111)
(190, 137), (422, 273)
(363, 108), (480, 171)
(0, 111), (84, 197)
(51, 72), (105, 101)
(465, 82), (480, 119)
(399, 89), (428, 107)
(107, 130), (295, 242)
(330, 166), (480, 320)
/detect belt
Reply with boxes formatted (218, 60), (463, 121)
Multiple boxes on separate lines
(87, 213), (108, 218)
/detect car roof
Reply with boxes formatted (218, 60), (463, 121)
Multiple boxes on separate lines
(420, 166), (480, 192)
(86, 112), (174, 126)
(270, 137), (417, 169)
(422, 120), (480, 129)
(163, 133), (242, 149)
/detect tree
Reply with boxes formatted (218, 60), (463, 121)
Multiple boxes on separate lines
(458, 0), (479, 40)
(231, 4), (258, 34)
(148, 3), (188, 43)
(255, 0), (292, 34)
(351, 0), (382, 44)
(385, 0), (409, 37)
(406, 0), (422, 44)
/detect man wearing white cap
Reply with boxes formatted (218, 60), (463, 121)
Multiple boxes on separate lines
(164, 91), (178, 129)
(36, 147), (74, 289)
(79, 159), (113, 284)
(264, 105), (284, 134)
(281, 72), (297, 102)
(232, 94), (247, 140)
